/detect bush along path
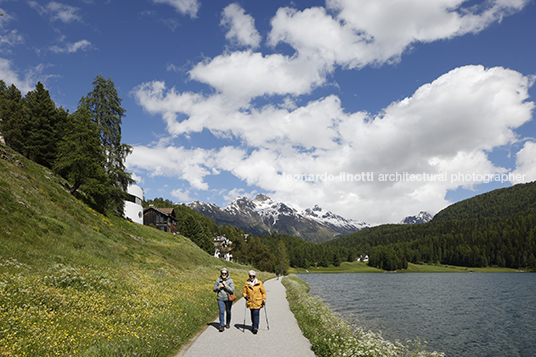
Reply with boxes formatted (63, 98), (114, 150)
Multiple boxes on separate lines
(176, 278), (315, 357)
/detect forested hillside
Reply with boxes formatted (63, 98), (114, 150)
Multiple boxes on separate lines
(433, 181), (536, 222)
(327, 182), (536, 271)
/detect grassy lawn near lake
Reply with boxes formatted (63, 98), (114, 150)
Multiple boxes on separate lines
(288, 261), (521, 274)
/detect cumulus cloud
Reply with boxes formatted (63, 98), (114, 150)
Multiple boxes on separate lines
(189, 50), (329, 102)
(512, 141), (536, 182)
(221, 3), (262, 48)
(130, 1), (533, 223)
(152, 0), (200, 18)
(179, 0), (529, 104)
(269, 0), (531, 68)
(132, 64), (534, 223)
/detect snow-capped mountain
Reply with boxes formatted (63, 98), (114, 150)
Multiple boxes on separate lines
(187, 194), (368, 243)
(399, 211), (433, 225)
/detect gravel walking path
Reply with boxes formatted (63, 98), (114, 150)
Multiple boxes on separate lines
(175, 278), (315, 357)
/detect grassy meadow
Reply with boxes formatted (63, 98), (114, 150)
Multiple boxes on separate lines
(0, 143), (272, 356)
(289, 260), (520, 274)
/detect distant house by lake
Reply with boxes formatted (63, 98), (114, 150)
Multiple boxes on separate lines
(143, 205), (177, 233)
(356, 254), (369, 262)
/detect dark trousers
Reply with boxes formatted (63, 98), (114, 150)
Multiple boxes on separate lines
(250, 308), (260, 329)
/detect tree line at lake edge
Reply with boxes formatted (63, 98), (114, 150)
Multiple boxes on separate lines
(326, 181), (536, 272)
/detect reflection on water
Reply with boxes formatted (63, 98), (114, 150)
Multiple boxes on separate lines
(297, 273), (536, 357)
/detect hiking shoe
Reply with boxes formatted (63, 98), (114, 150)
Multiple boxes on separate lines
(219, 326), (225, 332)
(225, 324), (230, 329)
(252, 328), (258, 334)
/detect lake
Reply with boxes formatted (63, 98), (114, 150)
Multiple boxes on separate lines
(296, 273), (536, 357)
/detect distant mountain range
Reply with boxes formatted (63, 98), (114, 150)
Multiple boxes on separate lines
(399, 211), (433, 225)
(187, 194), (369, 243)
(187, 194), (432, 243)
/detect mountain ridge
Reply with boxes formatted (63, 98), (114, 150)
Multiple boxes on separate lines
(187, 194), (369, 243)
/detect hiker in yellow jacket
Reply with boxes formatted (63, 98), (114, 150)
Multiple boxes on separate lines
(242, 270), (266, 334)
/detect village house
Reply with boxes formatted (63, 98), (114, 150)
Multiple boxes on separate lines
(143, 205), (177, 233)
(356, 254), (369, 262)
(213, 235), (233, 261)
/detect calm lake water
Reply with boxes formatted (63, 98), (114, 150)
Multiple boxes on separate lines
(296, 273), (536, 357)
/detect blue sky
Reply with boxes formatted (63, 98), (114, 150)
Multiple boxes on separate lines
(2, 0), (536, 225)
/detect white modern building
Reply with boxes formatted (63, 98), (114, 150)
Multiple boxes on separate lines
(124, 184), (144, 224)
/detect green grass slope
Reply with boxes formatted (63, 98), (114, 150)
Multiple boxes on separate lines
(0, 143), (268, 356)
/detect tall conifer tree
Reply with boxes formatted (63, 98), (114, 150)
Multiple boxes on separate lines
(23, 82), (59, 168)
(54, 106), (108, 206)
(83, 75), (133, 214)
(0, 81), (28, 154)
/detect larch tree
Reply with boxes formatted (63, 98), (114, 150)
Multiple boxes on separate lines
(82, 74), (134, 215)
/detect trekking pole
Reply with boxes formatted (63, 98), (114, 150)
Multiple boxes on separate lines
(263, 303), (270, 330)
(243, 299), (247, 333)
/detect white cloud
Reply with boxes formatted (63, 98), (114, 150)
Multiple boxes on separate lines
(189, 50), (329, 102)
(0, 58), (33, 93)
(50, 39), (93, 53)
(512, 141), (536, 183)
(183, 0), (529, 104)
(152, 0), (199, 18)
(221, 3), (262, 49)
(268, 0), (530, 68)
(171, 188), (192, 201)
(131, 1), (533, 223)
(132, 64), (534, 223)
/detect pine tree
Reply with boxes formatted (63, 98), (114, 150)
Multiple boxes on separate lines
(0, 81), (28, 153)
(54, 106), (108, 200)
(23, 82), (59, 168)
(180, 214), (213, 253)
(83, 75), (133, 214)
